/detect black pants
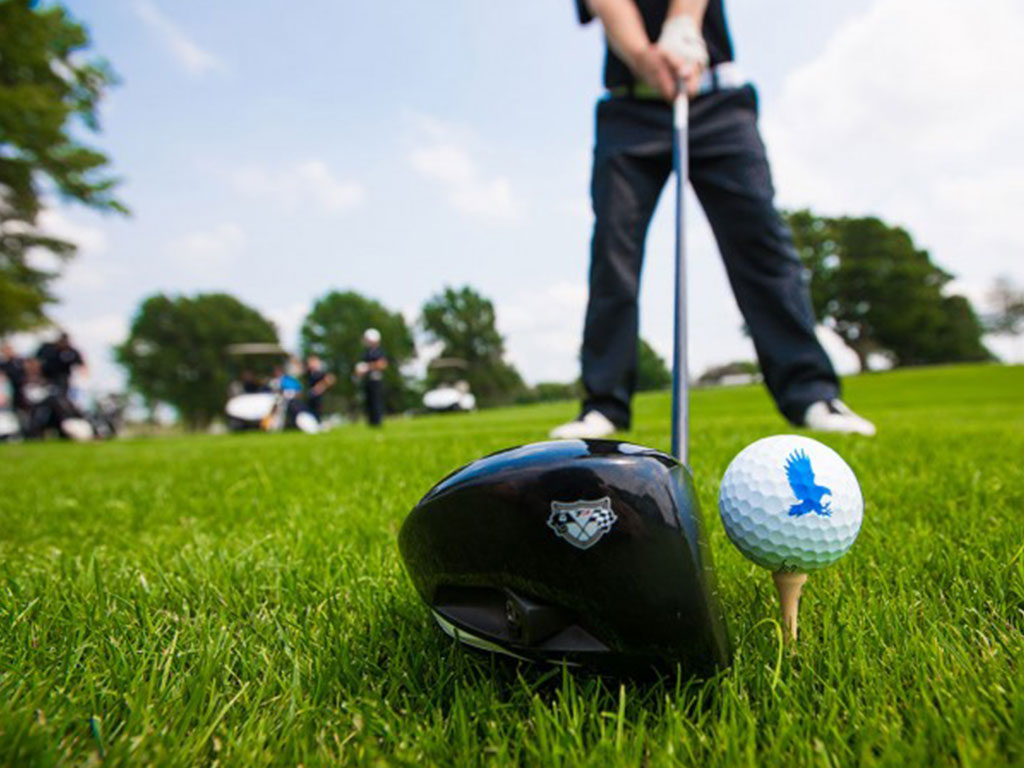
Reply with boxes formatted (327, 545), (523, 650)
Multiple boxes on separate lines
(307, 395), (323, 422)
(582, 85), (839, 428)
(364, 379), (383, 426)
(26, 392), (77, 438)
(283, 396), (303, 430)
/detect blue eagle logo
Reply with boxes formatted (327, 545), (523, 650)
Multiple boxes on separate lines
(785, 449), (832, 517)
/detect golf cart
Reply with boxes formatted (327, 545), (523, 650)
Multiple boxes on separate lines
(224, 343), (319, 434)
(86, 393), (127, 439)
(0, 394), (18, 441)
(0, 374), (18, 441)
(21, 379), (94, 441)
(0, 410), (18, 441)
(422, 358), (476, 413)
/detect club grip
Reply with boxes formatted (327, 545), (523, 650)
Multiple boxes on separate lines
(674, 85), (688, 129)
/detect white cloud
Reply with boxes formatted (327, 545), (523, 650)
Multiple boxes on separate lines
(73, 313), (128, 393)
(408, 114), (523, 220)
(12, 208), (108, 274)
(984, 335), (1024, 364)
(3, 208), (119, 297)
(73, 314), (127, 352)
(499, 281), (587, 383)
(267, 301), (309, 350)
(764, 0), (1024, 292)
(14, 210), (107, 286)
(38, 210), (122, 295)
(36, 209), (108, 255)
(58, 261), (121, 294)
(561, 196), (592, 222)
(166, 222), (245, 278)
(233, 161), (365, 213)
(133, 0), (224, 76)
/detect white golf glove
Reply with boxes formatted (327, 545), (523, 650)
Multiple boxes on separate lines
(657, 14), (709, 70)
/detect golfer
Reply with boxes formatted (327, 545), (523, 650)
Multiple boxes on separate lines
(354, 328), (387, 427)
(552, 0), (875, 439)
(36, 331), (86, 397)
(304, 355), (336, 421)
(0, 341), (26, 415)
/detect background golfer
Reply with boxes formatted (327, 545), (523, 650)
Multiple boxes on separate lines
(36, 331), (86, 398)
(304, 355), (335, 422)
(355, 328), (388, 427)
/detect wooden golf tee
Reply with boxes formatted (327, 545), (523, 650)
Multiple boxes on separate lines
(773, 571), (808, 641)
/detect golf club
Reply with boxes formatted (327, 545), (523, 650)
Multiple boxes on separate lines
(398, 82), (729, 675)
(671, 84), (689, 465)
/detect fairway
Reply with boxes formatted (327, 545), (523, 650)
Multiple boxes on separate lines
(1, 364), (1022, 766)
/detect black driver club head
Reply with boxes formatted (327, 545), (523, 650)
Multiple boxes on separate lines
(399, 85), (726, 677)
(398, 439), (731, 676)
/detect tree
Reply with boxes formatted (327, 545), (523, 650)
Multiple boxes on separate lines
(787, 210), (990, 368)
(984, 276), (1024, 337)
(636, 338), (671, 391)
(116, 294), (277, 429)
(0, 1), (125, 335)
(421, 285), (525, 407)
(697, 360), (761, 387)
(517, 380), (581, 405)
(300, 291), (415, 416)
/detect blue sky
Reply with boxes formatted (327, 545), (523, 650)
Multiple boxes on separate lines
(39, 0), (1024, 391)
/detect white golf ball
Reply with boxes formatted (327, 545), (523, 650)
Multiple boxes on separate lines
(718, 435), (863, 572)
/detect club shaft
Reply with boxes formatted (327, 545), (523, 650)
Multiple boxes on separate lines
(671, 90), (689, 464)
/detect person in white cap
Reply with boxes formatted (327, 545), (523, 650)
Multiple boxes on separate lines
(354, 328), (388, 427)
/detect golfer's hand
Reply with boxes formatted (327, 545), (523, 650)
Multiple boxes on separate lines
(672, 56), (703, 98)
(633, 44), (682, 100)
(354, 362), (369, 377)
(656, 14), (708, 97)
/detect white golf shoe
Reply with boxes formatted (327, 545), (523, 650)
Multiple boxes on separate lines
(802, 399), (876, 436)
(549, 410), (618, 440)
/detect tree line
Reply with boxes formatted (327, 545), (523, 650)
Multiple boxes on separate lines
(113, 285), (677, 428)
(114, 285), (634, 428)
(3, 1), (1019, 430)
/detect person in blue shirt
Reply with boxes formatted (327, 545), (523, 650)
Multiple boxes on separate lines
(276, 361), (303, 395)
(273, 358), (305, 429)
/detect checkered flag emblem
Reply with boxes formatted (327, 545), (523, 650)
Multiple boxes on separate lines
(547, 497), (618, 550)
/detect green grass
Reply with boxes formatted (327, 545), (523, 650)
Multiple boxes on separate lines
(1, 364), (1022, 767)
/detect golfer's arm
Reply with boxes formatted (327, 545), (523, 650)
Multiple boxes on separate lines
(587, 0), (709, 67)
(667, 0), (708, 25)
(585, 0), (653, 71)
(312, 374), (336, 395)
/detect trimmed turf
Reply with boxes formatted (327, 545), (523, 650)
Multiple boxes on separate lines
(1, 364), (1022, 766)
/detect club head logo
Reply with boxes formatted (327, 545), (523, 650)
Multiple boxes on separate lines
(784, 449), (833, 517)
(547, 497), (617, 549)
